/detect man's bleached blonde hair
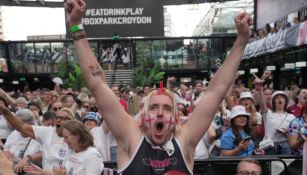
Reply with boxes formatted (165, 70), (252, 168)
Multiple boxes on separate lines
(143, 88), (178, 116)
(138, 89), (181, 132)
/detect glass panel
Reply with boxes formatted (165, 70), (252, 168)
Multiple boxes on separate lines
(151, 40), (166, 69)
(98, 41), (132, 70)
(0, 44), (8, 73)
(34, 42), (51, 73)
(51, 42), (65, 73)
(8, 43), (34, 73)
(165, 39), (183, 70)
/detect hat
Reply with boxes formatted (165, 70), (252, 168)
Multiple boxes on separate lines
(239, 92), (254, 101)
(230, 105), (250, 120)
(83, 112), (102, 126)
(272, 90), (287, 100)
(15, 109), (34, 124)
(77, 93), (89, 103)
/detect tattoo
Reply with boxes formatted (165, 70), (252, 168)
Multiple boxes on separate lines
(88, 64), (104, 77)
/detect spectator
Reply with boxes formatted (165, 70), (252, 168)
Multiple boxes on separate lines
(0, 96), (13, 144)
(3, 109), (42, 174)
(41, 111), (57, 127)
(236, 158), (262, 175)
(220, 105), (255, 156)
(288, 88), (307, 117)
(258, 87), (295, 155)
(288, 103), (307, 155)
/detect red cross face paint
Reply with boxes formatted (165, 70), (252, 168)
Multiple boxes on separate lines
(145, 107), (176, 136)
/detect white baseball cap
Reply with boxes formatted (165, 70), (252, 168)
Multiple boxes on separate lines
(239, 91), (254, 102)
(230, 105), (250, 120)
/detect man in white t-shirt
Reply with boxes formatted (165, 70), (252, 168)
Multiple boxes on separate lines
(0, 105), (75, 170)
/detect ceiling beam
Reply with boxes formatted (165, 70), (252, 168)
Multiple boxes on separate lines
(1, 0), (226, 8)
(0, 0), (63, 7)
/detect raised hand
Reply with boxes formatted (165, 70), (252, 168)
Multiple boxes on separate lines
(234, 12), (253, 44)
(64, 0), (86, 26)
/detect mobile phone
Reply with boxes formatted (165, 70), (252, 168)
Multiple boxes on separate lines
(243, 136), (251, 142)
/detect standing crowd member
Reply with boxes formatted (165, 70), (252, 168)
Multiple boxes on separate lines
(258, 83), (296, 155)
(64, 0), (252, 174)
(220, 105), (255, 156)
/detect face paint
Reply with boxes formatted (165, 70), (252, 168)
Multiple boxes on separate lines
(164, 114), (175, 130)
(144, 113), (155, 127)
(144, 111), (175, 131)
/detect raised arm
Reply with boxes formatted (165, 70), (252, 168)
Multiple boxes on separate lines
(0, 105), (35, 139)
(64, 0), (138, 143)
(181, 12), (252, 147)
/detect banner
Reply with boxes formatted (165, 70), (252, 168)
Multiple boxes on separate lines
(243, 21), (307, 59)
(243, 29), (287, 59)
(80, 0), (164, 38)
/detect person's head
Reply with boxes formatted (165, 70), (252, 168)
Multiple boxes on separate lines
(48, 101), (63, 113)
(16, 97), (27, 110)
(111, 85), (120, 97)
(81, 101), (91, 112)
(16, 109), (34, 137)
(24, 90), (33, 101)
(239, 92), (255, 110)
(16, 108), (34, 125)
(42, 111), (57, 127)
(177, 103), (188, 117)
(41, 88), (52, 103)
(83, 112), (102, 130)
(55, 107), (75, 137)
(179, 83), (189, 97)
(28, 101), (43, 117)
(61, 94), (75, 108)
(230, 105), (250, 130)
(140, 88), (179, 146)
(122, 89), (131, 101)
(297, 88), (307, 105)
(272, 91), (288, 112)
(143, 85), (151, 96)
(236, 158), (262, 175)
(63, 120), (94, 152)
(194, 80), (203, 94)
(263, 88), (273, 104)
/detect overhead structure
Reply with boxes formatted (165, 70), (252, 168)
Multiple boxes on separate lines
(0, 0), (226, 8)
(0, 0), (62, 7)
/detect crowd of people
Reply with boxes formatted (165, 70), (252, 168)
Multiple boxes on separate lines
(0, 0), (306, 175)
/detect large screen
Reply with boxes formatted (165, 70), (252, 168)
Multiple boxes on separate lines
(80, 0), (164, 38)
(256, 0), (307, 30)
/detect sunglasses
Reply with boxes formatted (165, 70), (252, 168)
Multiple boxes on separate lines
(53, 107), (62, 111)
(82, 105), (90, 109)
(56, 116), (71, 121)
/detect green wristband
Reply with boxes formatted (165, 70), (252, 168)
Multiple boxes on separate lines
(70, 24), (84, 33)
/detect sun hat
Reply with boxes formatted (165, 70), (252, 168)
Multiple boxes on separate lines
(239, 91), (254, 102)
(230, 105), (250, 120)
(272, 90), (287, 100)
